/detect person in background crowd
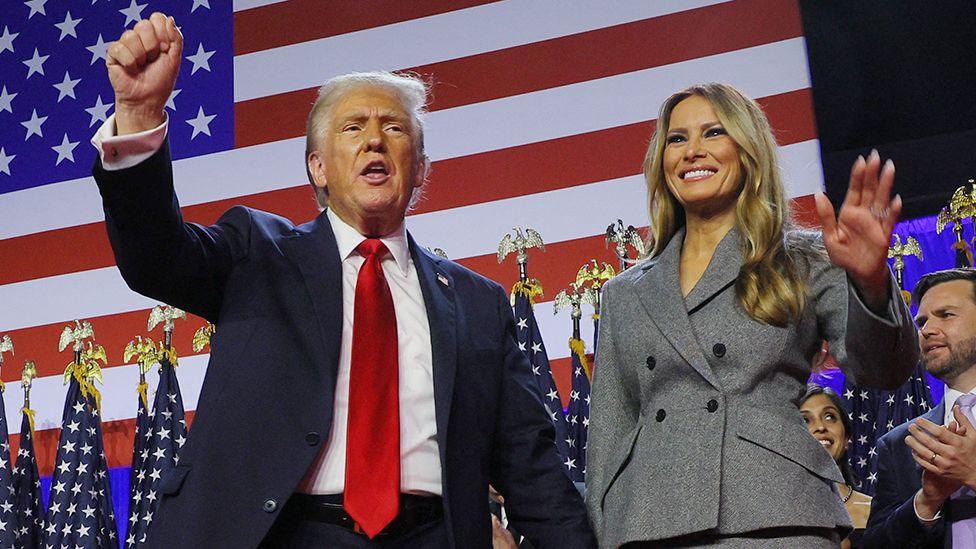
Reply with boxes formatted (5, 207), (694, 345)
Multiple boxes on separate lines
(865, 268), (976, 548)
(801, 384), (872, 548)
(585, 82), (918, 547)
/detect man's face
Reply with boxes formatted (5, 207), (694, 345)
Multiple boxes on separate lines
(307, 86), (424, 236)
(915, 279), (976, 387)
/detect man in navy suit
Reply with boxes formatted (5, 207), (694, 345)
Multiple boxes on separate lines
(94, 13), (595, 548)
(865, 268), (976, 548)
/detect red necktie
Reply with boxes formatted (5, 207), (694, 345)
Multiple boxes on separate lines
(344, 239), (400, 538)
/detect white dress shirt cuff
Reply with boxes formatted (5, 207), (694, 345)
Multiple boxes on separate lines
(913, 489), (943, 525)
(91, 113), (168, 171)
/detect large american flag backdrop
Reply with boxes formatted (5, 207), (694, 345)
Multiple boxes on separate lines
(0, 0), (825, 512)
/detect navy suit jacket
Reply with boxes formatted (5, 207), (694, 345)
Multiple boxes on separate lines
(93, 144), (595, 549)
(863, 403), (947, 548)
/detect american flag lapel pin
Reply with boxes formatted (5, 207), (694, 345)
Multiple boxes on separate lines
(437, 273), (449, 287)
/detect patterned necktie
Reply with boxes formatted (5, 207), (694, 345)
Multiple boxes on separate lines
(344, 239), (400, 539)
(952, 393), (976, 549)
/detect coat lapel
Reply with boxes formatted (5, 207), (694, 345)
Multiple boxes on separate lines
(279, 212), (344, 418)
(408, 235), (458, 465)
(684, 227), (743, 314)
(634, 228), (722, 389)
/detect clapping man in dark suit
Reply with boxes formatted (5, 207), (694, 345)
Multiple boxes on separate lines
(93, 13), (595, 548)
(865, 268), (976, 548)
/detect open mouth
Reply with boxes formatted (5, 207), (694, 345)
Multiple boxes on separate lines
(360, 160), (390, 182)
(816, 437), (833, 449)
(680, 168), (718, 181)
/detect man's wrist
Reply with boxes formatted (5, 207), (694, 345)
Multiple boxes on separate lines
(114, 102), (166, 136)
(914, 489), (945, 524)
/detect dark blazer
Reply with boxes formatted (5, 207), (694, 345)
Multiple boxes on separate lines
(93, 144), (595, 549)
(586, 227), (918, 547)
(863, 403), (946, 548)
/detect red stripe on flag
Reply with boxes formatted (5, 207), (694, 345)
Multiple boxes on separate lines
(234, 0), (803, 148)
(233, 0), (497, 56)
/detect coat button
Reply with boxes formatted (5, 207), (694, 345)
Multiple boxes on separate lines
(646, 355), (656, 371)
(655, 409), (666, 422)
(262, 499), (278, 513)
(712, 343), (727, 358)
(305, 432), (321, 446)
(707, 399), (719, 413)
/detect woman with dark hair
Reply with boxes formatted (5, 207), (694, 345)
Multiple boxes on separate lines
(585, 83), (919, 547)
(801, 385), (872, 548)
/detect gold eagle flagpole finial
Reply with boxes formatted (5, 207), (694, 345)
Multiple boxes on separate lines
(605, 220), (647, 272)
(21, 359), (37, 432)
(192, 323), (217, 354)
(498, 227), (546, 305)
(554, 281), (593, 379)
(888, 234), (923, 306)
(936, 180), (976, 267)
(0, 334), (13, 391)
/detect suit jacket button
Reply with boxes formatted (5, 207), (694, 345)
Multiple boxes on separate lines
(646, 355), (656, 370)
(305, 432), (321, 446)
(707, 399), (719, 413)
(712, 343), (727, 358)
(656, 409), (666, 422)
(263, 499), (278, 513)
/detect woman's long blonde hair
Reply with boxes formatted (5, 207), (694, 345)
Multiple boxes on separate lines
(643, 83), (820, 327)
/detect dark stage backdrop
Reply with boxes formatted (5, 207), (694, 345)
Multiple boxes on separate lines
(800, 0), (976, 220)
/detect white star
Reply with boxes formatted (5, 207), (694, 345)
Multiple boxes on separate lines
(546, 388), (558, 402)
(859, 390), (869, 401)
(0, 148), (14, 176)
(54, 11), (82, 41)
(857, 434), (868, 445)
(904, 394), (915, 406)
(570, 390), (580, 401)
(149, 468), (161, 481)
(858, 413), (869, 423)
(162, 409), (173, 420)
(82, 505), (95, 518)
(0, 26), (18, 54)
(157, 427), (171, 439)
(175, 434), (186, 446)
(563, 457), (577, 471)
(24, 0), (47, 19)
(516, 318), (528, 330)
(531, 365), (540, 376)
(22, 48), (49, 78)
(85, 96), (112, 126)
(52, 134), (78, 165)
(57, 461), (71, 474)
(73, 401), (85, 414)
(857, 457), (867, 467)
(168, 392), (177, 404)
(843, 388), (854, 400)
(886, 420), (894, 430)
(186, 106), (215, 139)
(886, 394), (895, 405)
(191, 0), (210, 12)
(66, 501), (77, 515)
(868, 446), (877, 457)
(0, 85), (13, 112)
(52, 480), (66, 494)
(518, 341), (526, 352)
(53, 71), (81, 102)
(185, 43), (215, 74)
(531, 342), (542, 354)
(85, 34), (108, 65)
(119, 0), (147, 26)
(81, 442), (92, 455)
(165, 88), (181, 111)
(868, 471), (878, 483)
(72, 481), (83, 495)
(61, 440), (75, 454)
(153, 447), (166, 460)
(0, 500), (12, 513)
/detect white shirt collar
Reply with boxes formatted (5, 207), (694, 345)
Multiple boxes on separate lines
(942, 386), (976, 425)
(326, 209), (411, 276)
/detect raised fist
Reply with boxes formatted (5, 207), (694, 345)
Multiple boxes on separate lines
(106, 12), (182, 135)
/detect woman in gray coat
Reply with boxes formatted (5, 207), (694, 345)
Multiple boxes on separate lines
(585, 83), (918, 547)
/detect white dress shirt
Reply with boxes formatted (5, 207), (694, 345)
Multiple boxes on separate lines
(91, 116), (443, 495)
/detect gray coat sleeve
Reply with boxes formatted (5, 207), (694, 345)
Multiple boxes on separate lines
(811, 259), (918, 390)
(584, 280), (641, 541)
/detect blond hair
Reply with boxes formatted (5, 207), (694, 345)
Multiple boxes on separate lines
(643, 83), (821, 327)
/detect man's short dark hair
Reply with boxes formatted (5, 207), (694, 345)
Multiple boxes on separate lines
(912, 267), (976, 305)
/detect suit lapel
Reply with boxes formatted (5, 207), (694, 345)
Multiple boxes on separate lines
(279, 212), (344, 416)
(635, 228), (722, 389)
(684, 227), (743, 314)
(408, 235), (458, 462)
